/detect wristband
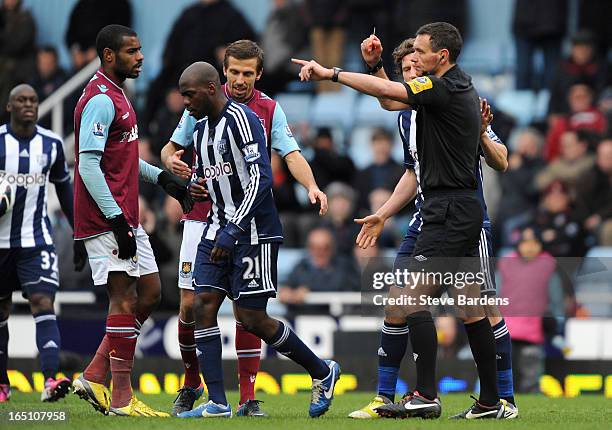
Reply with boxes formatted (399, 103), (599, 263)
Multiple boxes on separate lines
(366, 59), (383, 74)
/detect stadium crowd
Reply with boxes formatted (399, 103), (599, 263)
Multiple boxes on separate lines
(2, 0), (612, 384)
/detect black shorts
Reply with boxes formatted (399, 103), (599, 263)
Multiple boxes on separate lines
(405, 189), (483, 276)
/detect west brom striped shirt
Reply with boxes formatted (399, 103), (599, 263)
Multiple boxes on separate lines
(193, 101), (283, 245)
(399, 111), (499, 233)
(0, 124), (70, 248)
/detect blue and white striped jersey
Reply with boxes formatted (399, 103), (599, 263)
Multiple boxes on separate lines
(399, 111), (497, 233)
(193, 101), (283, 245)
(0, 124), (70, 248)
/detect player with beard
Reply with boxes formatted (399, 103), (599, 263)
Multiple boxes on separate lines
(72, 24), (190, 417)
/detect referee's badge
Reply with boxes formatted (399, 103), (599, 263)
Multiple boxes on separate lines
(406, 76), (433, 94)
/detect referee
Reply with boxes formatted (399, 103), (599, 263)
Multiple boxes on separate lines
(293, 22), (509, 419)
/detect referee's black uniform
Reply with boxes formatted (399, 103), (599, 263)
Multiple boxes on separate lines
(401, 65), (483, 267)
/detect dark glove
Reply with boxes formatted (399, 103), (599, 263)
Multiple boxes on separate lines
(107, 213), (136, 260)
(158, 170), (193, 213)
(73, 239), (88, 272)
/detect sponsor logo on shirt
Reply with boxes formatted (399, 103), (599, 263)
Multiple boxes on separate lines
(285, 124), (293, 138)
(0, 171), (45, 188)
(201, 161), (233, 181)
(120, 124), (139, 143)
(242, 143), (260, 162)
(93, 122), (106, 138)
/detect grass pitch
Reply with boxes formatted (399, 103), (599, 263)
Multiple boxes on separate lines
(0, 391), (610, 430)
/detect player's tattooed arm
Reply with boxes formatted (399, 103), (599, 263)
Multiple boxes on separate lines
(479, 98), (508, 172)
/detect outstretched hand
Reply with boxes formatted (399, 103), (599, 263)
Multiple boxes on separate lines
(291, 58), (334, 82)
(354, 214), (385, 249)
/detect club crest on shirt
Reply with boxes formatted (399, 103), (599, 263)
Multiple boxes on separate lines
(217, 139), (228, 155)
(243, 143), (260, 162)
(36, 154), (48, 168)
(93, 122), (106, 138)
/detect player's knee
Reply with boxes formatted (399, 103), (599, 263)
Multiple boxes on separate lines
(108, 288), (138, 314)
(28, 293), (54, 314)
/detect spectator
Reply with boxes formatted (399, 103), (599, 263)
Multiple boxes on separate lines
(259, 0), (309, 96)
(512, 0), (566, 91)
(545, 82), (607, 160)
(144, 0), (254, 126)
(0, 0), (36, 123)
(321, 182), (360, 256)
(354, 128), (403, 211)
(65, 0), (132, 70)
(279, 227), (359, 312)
(304, 0), (347, 92)
(499, 227), (559, 393)
(309, 127), (355, 190)
(536, 130), (596, 197)
(575, 139), (612, 246)
(548, 30), (608, 116)
(29, 46), (69, 129)
(30, 46), (68, 102)
(532, 181), (586, 257)
(495, 128), (547, 248)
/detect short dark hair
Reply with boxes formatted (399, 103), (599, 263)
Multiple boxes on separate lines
(38, 45), (58, 58)
(416, 22), (463, 63)
(392, 38), (415, 75)
(224, 40), (264, 72)
(371, 127), (393, 143)
(95, 24), (137, 60)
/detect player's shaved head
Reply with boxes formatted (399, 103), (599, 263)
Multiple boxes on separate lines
(8, 84), (37, 101)
(7, 83), (39, 133)
(179, 62), (228, 120)
(179, 61), (221, 88)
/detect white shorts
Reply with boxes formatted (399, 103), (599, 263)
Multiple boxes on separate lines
(84, 225), (159, 286)
(177, 221), (206, 290)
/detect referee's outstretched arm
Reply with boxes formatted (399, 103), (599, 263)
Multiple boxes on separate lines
(292, 58), (411, 104)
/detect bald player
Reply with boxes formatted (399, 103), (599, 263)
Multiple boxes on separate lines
(176, 62), (340, 419)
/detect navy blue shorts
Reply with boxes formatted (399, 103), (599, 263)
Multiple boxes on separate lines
(192, 238), (279, 308)
(0, 244), (59, 299)
(394, 226), (496, 295)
